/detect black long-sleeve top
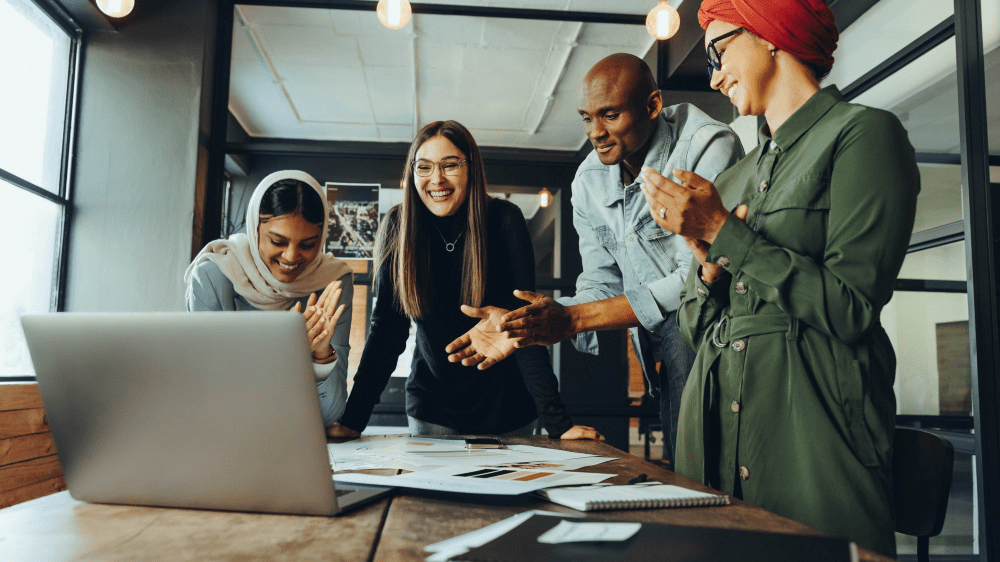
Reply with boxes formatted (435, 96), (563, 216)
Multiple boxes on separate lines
(340, 199), (574, 436)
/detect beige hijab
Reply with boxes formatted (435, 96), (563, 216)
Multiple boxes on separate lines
(184, 170), (352, 310)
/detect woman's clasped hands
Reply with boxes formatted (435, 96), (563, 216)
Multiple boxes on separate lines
(292, 279), (346, 362)
(639, 167), (748, 284)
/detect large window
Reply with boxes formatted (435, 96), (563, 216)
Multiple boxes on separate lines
(0, 0), (80, 380)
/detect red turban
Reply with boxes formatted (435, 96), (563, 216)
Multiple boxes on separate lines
(698, 0), (838, 75)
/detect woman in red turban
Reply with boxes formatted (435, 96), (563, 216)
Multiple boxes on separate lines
(639, 0), (920, 556)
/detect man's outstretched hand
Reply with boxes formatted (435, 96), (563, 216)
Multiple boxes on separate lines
(445, 305), (517, 370)
(497, 290), (576, 347)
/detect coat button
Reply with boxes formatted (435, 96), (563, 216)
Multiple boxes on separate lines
(769, 141), (778, 152)
(740, 466), (750, 480)
(731, 400), (740, 413)
(758, 180), (769, 192)
(735, 282), (748, 294)
(715, 256), (731, 268)
(697, 287), (708, 299)
(731, 340), (746, 352)
(627, 237), (634, 243)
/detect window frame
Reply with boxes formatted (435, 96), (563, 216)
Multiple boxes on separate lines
(2, 0), (84, 382)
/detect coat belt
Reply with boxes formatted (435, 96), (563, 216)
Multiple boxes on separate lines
(710, 314), (801, 348)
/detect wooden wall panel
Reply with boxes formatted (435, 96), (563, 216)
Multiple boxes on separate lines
(0, 384), (44, 411)
(0, 476), (66, 510)
(0, 409), (49, 440)
(1, 433), (58, 466)
(0, 456), (63, 494)
(0, 384), (64, 508)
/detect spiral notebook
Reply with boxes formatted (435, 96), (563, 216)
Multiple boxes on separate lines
(538, 483), (729, 511)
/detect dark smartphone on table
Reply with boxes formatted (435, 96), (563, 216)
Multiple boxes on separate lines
(465, 437), (505, 449)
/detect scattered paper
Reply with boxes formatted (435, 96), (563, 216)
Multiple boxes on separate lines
(536, 521), (642, 544)
(423, 510), (568, 562)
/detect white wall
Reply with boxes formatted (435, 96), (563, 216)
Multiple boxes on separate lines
(66, 0), (216, 312)
(883, 243), (969, 415)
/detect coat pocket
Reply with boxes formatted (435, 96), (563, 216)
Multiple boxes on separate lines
(756, 171), (831, 214)
(836, 349), (879, 467)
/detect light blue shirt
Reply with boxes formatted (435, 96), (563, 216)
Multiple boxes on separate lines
(558, 103), (743, 384)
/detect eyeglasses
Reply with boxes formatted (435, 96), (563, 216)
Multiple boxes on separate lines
(706, 27), (744, 79)
(414, 158), (467, 177)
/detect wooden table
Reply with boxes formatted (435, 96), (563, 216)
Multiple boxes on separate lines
(0, 436), (893, 561)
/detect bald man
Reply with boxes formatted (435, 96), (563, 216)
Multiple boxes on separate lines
(502, 54), (743, 466)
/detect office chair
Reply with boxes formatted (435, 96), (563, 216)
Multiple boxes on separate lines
(893, 427), (955, 562)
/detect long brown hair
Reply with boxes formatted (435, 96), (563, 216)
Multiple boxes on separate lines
(375, 120), (490, 319)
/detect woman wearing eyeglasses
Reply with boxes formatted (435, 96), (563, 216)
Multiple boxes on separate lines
(327, 120), (601, 441)
(638, 0), (919, 556)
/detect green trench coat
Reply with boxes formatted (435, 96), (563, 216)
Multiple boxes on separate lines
(675, 87), (920, 558)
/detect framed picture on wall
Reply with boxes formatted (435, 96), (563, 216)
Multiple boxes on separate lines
(324, 182), (380, 259)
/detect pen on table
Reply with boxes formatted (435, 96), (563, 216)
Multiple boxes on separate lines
(626, 473), (647, 485)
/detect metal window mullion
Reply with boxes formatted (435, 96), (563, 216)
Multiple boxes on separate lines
(954, 0), (999, 560)
(842, 16), (955, 102)
(0, 167), (68, 206)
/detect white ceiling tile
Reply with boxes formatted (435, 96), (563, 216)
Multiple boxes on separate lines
(357, 35), (413, 68)
(415, 15), (485, 45)
(283, 65), (375, 123)
(480, 19), (566, 47)
(366, 67), (415, 125)
(260, 25), (360, 66)
(415, 42), (465, 73)
(577, 22), (653, 49)
(229, 58), (295, 137)
(328, 9), (412, 38)
(231, 23), (259, 63)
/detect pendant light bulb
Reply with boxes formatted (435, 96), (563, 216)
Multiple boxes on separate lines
(96, 0), (135, 19)
(377, 0), (412, 30)
(646, 0), (680, 41)
(539, 188), (553, 209)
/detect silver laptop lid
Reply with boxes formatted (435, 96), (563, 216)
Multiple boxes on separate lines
(21, 311), (340, 516)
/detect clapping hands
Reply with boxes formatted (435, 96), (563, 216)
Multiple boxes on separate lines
(292, 279), (346, 361)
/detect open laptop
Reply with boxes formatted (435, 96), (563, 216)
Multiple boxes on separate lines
(21, 311), (392, 516)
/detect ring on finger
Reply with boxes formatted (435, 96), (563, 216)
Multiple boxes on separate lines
(659, 207), (667, 219)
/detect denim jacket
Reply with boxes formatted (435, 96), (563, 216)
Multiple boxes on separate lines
(558, 103), (743, 392)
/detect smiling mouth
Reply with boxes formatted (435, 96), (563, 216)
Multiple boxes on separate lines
(727, 84), (738, 99)
(428, 189), (453, 199)
(276, 261), (300, 272)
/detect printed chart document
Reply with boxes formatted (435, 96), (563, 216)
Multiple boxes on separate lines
(334, 464), (614, 495)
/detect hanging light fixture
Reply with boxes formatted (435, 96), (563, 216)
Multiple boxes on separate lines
(645, 0), (680, 41)
(96, 0), (135, 18)
(377, 0), (412, 30)
(539, 188), (553, 208)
